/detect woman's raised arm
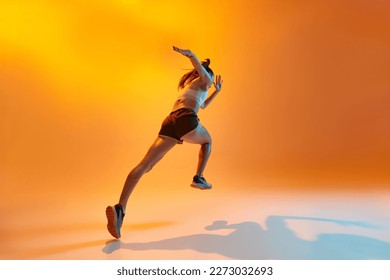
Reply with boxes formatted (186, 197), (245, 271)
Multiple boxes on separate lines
(173, 46), (213, 86)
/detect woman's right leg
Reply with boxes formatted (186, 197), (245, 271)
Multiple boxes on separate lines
(181, 124), (213, 188)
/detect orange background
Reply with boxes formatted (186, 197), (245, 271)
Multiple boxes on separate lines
(1, 0), (390, 203)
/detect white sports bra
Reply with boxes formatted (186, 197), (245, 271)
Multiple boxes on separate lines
(177, 87), (208, 108)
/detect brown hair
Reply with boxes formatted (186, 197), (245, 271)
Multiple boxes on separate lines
(178, 58), (214, 89)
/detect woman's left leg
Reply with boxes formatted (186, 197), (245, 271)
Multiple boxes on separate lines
(119, 136), (177, 211)
(107, 136), (177, 239)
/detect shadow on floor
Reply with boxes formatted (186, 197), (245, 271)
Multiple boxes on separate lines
(16, 221), (176, 259)
(103, 216), (390, 259)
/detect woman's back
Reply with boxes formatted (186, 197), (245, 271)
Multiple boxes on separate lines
(172, 78), (209, 113)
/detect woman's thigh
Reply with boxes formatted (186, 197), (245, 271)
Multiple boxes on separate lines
(181, 124), (211, 145)
(143, 137), (177, 162)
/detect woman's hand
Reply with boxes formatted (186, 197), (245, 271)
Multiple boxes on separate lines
(213, 74), (223, 92)
(202, 75), (223, 109)
(173, 46), (193, 57)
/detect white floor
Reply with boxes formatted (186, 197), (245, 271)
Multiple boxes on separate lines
(1, 185), (389, 260)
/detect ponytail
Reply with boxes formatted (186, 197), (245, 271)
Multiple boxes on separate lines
(178, 58), (214, 89)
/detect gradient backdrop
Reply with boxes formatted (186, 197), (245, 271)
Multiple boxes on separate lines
(1, 0), (390, 259)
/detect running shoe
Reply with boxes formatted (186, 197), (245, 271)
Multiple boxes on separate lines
(106, 204), (125, 239)
(191, 175), (212, 190)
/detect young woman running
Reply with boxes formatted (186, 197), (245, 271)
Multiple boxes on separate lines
(106, 46), (223, 239)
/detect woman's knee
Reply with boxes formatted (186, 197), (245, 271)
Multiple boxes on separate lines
(202, 141), (212, 152)
(198, 130), (212, 145)
(204, 136), (212, 146)
(144, 162), (155, 173)
(129, 163), (149, 179)
(138, 157), (160, 174)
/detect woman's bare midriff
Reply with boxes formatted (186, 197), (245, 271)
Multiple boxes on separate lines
(172, 79), (208, 113)
(172, 96), (200, 113)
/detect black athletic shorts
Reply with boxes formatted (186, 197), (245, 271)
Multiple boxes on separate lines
(158, 108), (199, 144)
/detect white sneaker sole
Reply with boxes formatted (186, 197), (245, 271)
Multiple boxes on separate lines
(191, 183), (212, 190)
(106, 206), (120, 239)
